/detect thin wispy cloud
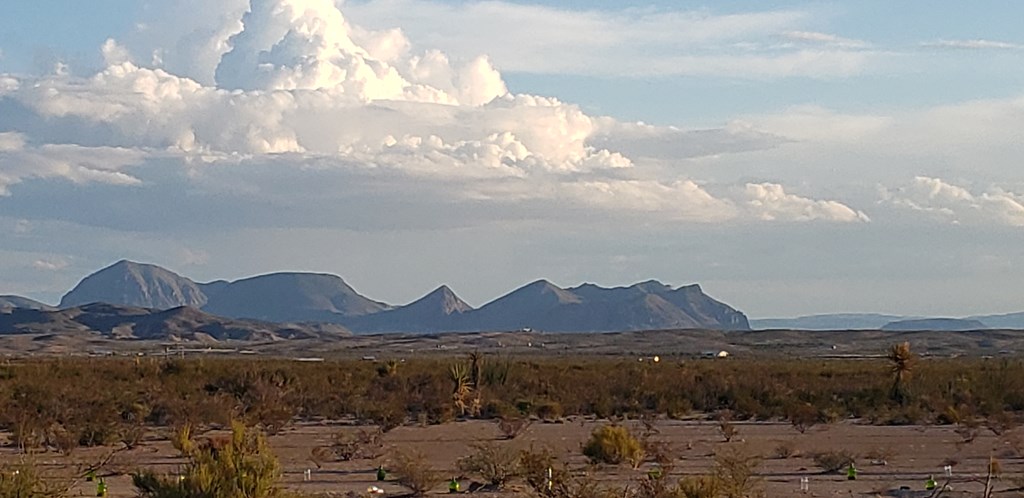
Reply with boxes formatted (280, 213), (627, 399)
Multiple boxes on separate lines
(921, 39), (1023, 50)
(32, 258), (69, 272)
(343, 1), (878, 79)
(781, 30), (869, 49)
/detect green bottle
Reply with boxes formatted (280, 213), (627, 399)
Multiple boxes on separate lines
(96, 478), (108, 497)
(448, 477), (460, 493)
(376, 465), (386, 481)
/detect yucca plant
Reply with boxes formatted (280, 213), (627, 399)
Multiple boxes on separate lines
(888, 342), (915, 405)
(449, 363), (473, 416)
(468, 352), (484, 390)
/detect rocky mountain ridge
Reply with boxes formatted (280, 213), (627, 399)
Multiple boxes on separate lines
(51, 260), (750, 333)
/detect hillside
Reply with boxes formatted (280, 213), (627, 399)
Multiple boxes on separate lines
(0, 303), (350, 342)
(0, 295), (55, 311)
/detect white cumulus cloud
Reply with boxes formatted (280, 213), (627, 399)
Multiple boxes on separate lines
(885, 177), (1024, 227)
(744, 183), (870, 222)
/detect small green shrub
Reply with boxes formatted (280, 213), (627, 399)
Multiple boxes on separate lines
(582, 424), (644, 467)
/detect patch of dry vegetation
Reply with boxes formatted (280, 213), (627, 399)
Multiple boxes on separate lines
(0, 352), (1022, 445)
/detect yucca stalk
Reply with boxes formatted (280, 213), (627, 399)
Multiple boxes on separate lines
(887, 342), (915, 406)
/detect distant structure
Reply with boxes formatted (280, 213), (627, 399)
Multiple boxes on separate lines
(701, 350), (730, 359)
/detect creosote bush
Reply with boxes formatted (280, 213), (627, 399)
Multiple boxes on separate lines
(771, 441), (797, 459)
(456, 442), (520, 489)
(497, 416), (532, 439)
(712, 448), (763, 498)
(812, 450), (856, 473)
(390, 450), (441, 497)
(519, 446), (619, 498)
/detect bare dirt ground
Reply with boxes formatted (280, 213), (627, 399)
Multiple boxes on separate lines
(2, 328), (1024, 359)
(5, 419), (1023, 498)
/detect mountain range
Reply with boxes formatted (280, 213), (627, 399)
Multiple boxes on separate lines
(752, 313), (1024, 331)
(29, 260), (751, 334)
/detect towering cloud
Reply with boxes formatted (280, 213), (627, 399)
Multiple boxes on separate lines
(213, 0), (507, 105)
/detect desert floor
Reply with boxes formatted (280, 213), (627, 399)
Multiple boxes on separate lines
(4, 418), (1024, 498)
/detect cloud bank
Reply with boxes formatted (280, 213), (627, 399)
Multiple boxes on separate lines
(0, 0), (866, 232)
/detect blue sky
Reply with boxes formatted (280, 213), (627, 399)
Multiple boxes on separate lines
(1, 0), (1023, 317)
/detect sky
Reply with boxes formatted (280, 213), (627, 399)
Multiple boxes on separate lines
(1, 1), (1023, 318)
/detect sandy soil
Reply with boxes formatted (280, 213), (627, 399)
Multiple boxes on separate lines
(4, 419), (1024, 498)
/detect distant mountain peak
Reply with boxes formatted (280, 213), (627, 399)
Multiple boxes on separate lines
(522, 279), (559, 290)
(518, 280), (579, 301)
(631, 280), (672, 292)
(401, 285), (474, 315)
(60, 260), (208, 310)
